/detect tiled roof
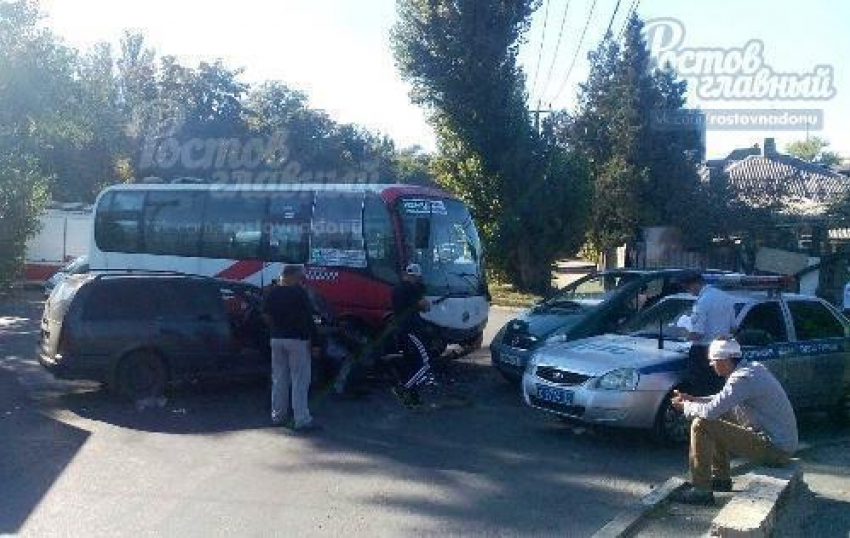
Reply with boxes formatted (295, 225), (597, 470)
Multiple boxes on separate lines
(707, 153), (850, 216)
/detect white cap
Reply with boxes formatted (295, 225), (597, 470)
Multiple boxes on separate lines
(405, 263), (423, 277)
(708, 338), (742, 362)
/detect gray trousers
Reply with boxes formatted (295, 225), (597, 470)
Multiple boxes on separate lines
(270, 338), (312, 427)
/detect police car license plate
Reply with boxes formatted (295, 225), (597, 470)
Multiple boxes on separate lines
(536, 384), (573, 405)
(501, 353), (521, 366)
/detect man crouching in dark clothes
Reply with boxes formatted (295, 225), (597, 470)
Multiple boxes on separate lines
(390, 263), (432, 408)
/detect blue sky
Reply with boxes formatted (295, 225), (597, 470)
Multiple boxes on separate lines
(42, 0), (848, 160)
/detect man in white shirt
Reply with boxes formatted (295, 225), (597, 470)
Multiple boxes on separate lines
(679, 271), (737, 395)
(670, 337), (798, 505)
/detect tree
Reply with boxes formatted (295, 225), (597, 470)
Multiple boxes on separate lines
(47, 42), (134, 201)
(0, 0), (62, 287)
(0, 153), (48, 289)
(786, 136), (841, 166)
(391, 146), (437, 186)
(569, 15), (703, 255)
(245, 81), (399, 183)
(393, 0), (588, 291)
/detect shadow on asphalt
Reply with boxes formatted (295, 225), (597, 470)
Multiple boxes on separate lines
(5, 289), (849, 534)
(0, 369), (90, 535)
(48, 377), (273, 434)
(777, 491), (850, 538)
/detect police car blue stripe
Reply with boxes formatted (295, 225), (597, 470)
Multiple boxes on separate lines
(637, 337), (849, 375)
(639, 358), (688, 375)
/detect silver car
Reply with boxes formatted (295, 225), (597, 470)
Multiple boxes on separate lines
(522, 291), (850, 442)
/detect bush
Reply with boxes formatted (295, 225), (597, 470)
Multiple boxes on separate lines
(0, 153), (49, 289)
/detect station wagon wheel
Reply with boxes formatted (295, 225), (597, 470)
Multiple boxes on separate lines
(654, 394), (690, 444)
(117, 351), (167, 401)
(829, 393), (849, 425)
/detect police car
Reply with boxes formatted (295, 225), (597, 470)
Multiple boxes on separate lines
(521, 277), (850, 442)
(492, 269), (705, 382)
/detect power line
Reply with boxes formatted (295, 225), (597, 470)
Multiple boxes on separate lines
(537, 0), (572, 103)
(528, 0), (552, 103)
(617, 0), (640, 41)
(550, 0), (598, 104)
(604, 0), (622, 38)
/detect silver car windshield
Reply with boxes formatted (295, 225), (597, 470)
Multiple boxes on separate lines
(542, 272), (642, 309)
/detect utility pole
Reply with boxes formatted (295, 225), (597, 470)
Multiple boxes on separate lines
(531, 100), (554, 134)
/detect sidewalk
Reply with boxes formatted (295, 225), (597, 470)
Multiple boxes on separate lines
(598, 434), (850, 537)
(774, 437), (850, 537)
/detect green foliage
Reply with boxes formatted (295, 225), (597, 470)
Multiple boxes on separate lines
(0, 0), (55, 287)
(0, 0), (442, 286)
(392, 146), (437, 186)
(569, 15), (703, 253)
(392, 0), (589, 292)
(244, 81), (400, 183)
(0, 152), (49, 289)
(827, 191), (850, 225)
(785, 136), (841, 166)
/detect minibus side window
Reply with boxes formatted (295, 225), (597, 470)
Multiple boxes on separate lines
(363, 193), (399, 283)
(94, 191), (146, 253)
(202, 192), (266, 259)
(310, 192), (366, 268)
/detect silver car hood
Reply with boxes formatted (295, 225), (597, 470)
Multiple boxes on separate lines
(531, 334), (689, 376)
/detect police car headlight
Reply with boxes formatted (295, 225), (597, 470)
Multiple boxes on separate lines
(595, 368), (640, 391)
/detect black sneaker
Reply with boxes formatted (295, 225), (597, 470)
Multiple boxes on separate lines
(271, 416), (291, 428)
(671, 486), (715, 505)
(293, 422), (323, 433)
(711, 477), (733, 492)
(392, 386), (422, 409)
(407, 389), (423, 407)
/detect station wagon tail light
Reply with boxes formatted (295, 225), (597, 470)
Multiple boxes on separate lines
(594, 368), (640, 391)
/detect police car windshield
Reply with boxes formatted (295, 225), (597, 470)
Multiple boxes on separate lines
(617, 297), (694, 341)
(544, 272), (641, 308)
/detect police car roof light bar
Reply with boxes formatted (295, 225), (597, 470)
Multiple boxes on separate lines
(704, 274), (793, 293)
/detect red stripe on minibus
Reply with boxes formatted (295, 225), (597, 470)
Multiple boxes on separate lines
(215, 260), (264, 281)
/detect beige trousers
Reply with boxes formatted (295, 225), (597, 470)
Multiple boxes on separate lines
(689, 417), (791, 489)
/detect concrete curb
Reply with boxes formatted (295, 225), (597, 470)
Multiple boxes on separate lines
(710, 464), (803, 537)
(592, 445), (812, 538)
(591, 477), (686, 538)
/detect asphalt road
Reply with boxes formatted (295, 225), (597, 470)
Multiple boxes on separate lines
(0, 293), (844, 537)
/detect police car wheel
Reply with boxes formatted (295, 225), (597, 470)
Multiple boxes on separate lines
(498, 371), (521, 386)
(654, 395), (689, 444)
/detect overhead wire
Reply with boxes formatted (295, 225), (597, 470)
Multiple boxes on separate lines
(528, 0), (552, 104)
(603, 0), (622, 38)
(549, 0), (599, 103)
(537, 0), (573, 105)
(617, 0), (640, 41)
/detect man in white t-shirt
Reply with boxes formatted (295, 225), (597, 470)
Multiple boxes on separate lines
(678, 271), (737, 396)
